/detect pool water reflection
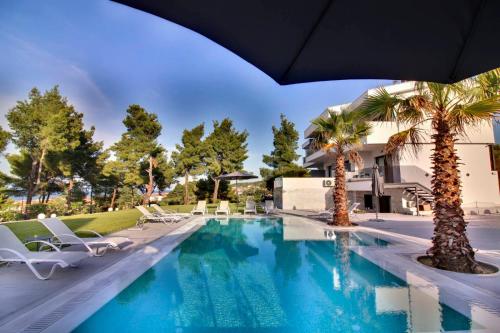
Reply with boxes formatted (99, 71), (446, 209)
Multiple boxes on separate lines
(75, 218), (479, 332)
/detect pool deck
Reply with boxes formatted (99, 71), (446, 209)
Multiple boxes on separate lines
(1, 212), (499, 332)
(285, 210), (500, 251)
(0, 216), (202, 332)
(282, 211), (500, 331)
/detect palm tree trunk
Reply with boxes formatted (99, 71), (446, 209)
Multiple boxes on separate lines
(333, 151), (350, 226)
(212, 178), (220, 202)
(183, 172), (189, 205)
(427, 112), (478, 273)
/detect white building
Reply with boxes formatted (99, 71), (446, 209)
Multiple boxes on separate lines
(275, 81), (500, 215)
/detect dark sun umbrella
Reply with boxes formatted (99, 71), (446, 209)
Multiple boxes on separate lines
(371, 165), (385, 222)
(217, 171), (258, 210)
(113, 0), (499, 84)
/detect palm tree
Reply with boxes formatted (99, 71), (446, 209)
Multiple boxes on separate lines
(358, 70), (500, 273)
(310, 109), (372, 226)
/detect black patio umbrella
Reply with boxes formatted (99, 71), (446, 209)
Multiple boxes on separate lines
(217, 171), (258, 209)
(113, 0), (499, 84)
(371, 165), (385, 221)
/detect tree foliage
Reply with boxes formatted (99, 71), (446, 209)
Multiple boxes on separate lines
(6, 86), (85, 210)
(171, 124), (206, 204)
(358, 69), (500, 273)
(263, 114), (300, 168)
(261, 114), (308, 190)
(310, 109), (372, 226)
(112, 104), (166, 204)
(205, 118), (248, 200)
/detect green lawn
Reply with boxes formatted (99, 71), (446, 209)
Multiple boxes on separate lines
(4, 208), (143, 242)
(4, 203), (263, 243)
(164, 203), (243, 214)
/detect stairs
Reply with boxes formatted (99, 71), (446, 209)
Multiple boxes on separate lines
(403, 184), (434, 215)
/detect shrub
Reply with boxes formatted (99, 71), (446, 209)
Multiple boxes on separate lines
(47, 197), (68, 216)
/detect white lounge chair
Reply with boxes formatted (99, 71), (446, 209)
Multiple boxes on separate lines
(215, 200), (231, 215)
(151, 204), (190, 217)
(244, 199), (257, 215)
(264, 200), (277, 214)
(39, 218), (130, 257)
(349, 202), (361, 219)
(136, 206), (183, 224)
(191, 200), (208, 215)
(0, 225), (89, 280)
(317, 202), (360, 218)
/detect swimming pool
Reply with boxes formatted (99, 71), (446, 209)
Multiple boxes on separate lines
(75, 218), (478, 332)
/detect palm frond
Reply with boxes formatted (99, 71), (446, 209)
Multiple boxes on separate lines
(426, 82), (449, 108)
(348, 150), (364, 169)
(309, 108), (372, 157)
(384, 126), (424, 156)
(397, 95), (428, 124)
(476, 68), (500, 99)
(448, 96), (500, 133)
(345, 121), (372, 147)
(357, 88), (402, 121)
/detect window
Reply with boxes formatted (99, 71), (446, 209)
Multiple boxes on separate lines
(489, 145), (496, 171)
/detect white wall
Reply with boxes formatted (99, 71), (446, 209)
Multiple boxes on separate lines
(399, 144), (500, 207)
(276, 177), (335, 210)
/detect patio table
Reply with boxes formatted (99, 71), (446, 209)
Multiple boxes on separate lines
(25, 235), (52, 251)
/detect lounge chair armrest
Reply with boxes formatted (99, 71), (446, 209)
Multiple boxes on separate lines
(24, 240), (61, 252)
(75, 229), (103, 238)
(52, 234), (95, 253)
(52, 233), (88, 245)
(0, 248), (26, 261)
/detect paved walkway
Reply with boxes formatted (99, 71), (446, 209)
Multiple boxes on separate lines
(285, 210), (500, 251)
(2, 213), (499, 332)
(0, 217), (197, 326)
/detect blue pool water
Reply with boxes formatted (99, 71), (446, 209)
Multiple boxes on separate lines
(75, 218), (476, 332)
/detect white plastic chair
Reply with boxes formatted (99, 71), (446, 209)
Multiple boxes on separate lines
(215, 201), (231, 215)
(244, 199), (257, 215)
(264, 200), (276, 214)
(151, 204), (190, 217)
(39, 218), (130, 257)
(0, 225), (89, 280)
(136, 206), (183, 223)
(191, 201), (208, 215)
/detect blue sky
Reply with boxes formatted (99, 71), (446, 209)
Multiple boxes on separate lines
(0, 0), (407, 176)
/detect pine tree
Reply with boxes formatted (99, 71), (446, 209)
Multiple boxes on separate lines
(261, 114), (308, 188)
(205, 118), (248, 201)
(171, 124), (206, 204)
(263, 114), (300, 168)
(112, 105), (163, 205)
(100, 159), (127, 209)
(59, 126), (103, 209)
(6, 86), (83, 210)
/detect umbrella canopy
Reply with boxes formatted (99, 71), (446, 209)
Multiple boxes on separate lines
(114, 0), (499, 84)
(216, 171), (258, 181)
(371, 165), (384, 198)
